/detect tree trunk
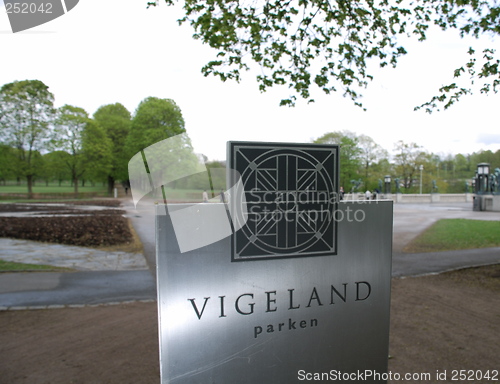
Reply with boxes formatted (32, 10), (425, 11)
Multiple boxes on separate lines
(73, 176), (79, 194)
(107, 175), (115, 195)
(27, 174), (33, 199)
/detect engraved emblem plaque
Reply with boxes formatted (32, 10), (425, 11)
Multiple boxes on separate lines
(228, 142), (339, 261)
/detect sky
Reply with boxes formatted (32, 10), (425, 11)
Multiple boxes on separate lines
(1, 0), (499, 162)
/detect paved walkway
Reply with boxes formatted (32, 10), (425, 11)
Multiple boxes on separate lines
(0, 270), (156, 309)
(0, 238), (148, 271)
(392, 202), (500, 276)
(0, 199), (498, 309)
(0, 201), (157, 309)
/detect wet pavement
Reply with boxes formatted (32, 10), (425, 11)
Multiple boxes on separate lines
(0, 200), (157, 310)
(0, 270), (156, 309)
(0, 199), (499, 309)
(0, 238), (148, 271)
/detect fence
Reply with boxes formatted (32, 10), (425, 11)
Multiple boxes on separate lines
(344, 193), (475, 204)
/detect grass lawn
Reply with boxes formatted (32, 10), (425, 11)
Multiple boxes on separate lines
(0, 184), (107, 194)
(0, 259), (73, 272)
(404, 219), (500, 253)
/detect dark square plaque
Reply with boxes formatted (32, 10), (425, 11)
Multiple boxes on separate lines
(228, 142), (339, 261)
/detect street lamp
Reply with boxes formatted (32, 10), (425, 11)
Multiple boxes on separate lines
(419, 165), (424, 194)
(384, 175), (391, 195)
(477, 163), (490, 176)
(476, 163), (490, 194)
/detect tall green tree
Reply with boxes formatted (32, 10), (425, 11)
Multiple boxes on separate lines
(358, 134), (388, 186)
(314, 130), (361, 190)
(40, 151), (71, 186)
(393, 141), (427, 190)
(81, 120), (113, 186)
(148, 0), (499, 110)
(0, 80), (55, 197)
(53, 105), (89, 193)
(0, 144), (20, 184)
(454, 153), (471, 178)
(93, 103), (131, 194)
(126, 97), (186, 156)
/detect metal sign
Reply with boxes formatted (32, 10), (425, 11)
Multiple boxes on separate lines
(156, 141), (393, 384)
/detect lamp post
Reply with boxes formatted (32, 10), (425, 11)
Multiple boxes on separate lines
(476, 163), (490, 194)
(384, 175), (391, 195)
(419, 165), (423, 194)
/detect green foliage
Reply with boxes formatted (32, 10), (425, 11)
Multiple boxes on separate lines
(314, 130), (362, 190)
(126, 97), (186, 157)
(0, 79), (196, 192)
(93, 103), (132, 190)
(0, 80), (55, 195)
(0, 183), (107, 194)
(393, 141), (427, 189)
(81, 120), (113, 183)
(53, 105), (90, 193)
(313, 131), (395, 192)
(39, 151), (71, 185)
(174, 160), (227, 192)
(416, 47), (500, 113)
(358, 134), (389, 188)
(149, 0), (499, 110)
(0, 144), (21, 182)
(0, 259), (73, 272)
(405, 219), (500, 253)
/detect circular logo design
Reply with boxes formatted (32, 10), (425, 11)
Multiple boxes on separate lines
(230, 143), (338, 260)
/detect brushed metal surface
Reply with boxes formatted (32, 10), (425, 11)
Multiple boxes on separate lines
(156, 201), (393, 383)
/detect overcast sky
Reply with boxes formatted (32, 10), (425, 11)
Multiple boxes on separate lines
(1, 0), (499, 162)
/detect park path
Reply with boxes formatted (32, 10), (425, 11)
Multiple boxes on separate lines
(0, 199), (498, 309)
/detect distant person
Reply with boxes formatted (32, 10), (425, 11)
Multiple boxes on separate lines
(202, 190), (209, 203)
(365, 190), (371, 200)
(339, 186), (344, 201)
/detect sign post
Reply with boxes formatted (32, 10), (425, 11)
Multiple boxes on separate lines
(156, 142), (393, 383)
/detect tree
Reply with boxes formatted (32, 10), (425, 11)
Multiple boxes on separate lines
(53, 105), (89, 193)
(314, 130), (361, 190)
(358, 134), (388, 184)
(81, 120), (113, 186)
(93, 103), (132, 194)
(0, 80), (55, 197)
(454, 153), (471, 178)
(126, 97), (186, 156)
(149, 0), (499, 110)
(393, 141), (427, 190)
(40, 151), (71, 186)
(0, 144), (20, 184)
